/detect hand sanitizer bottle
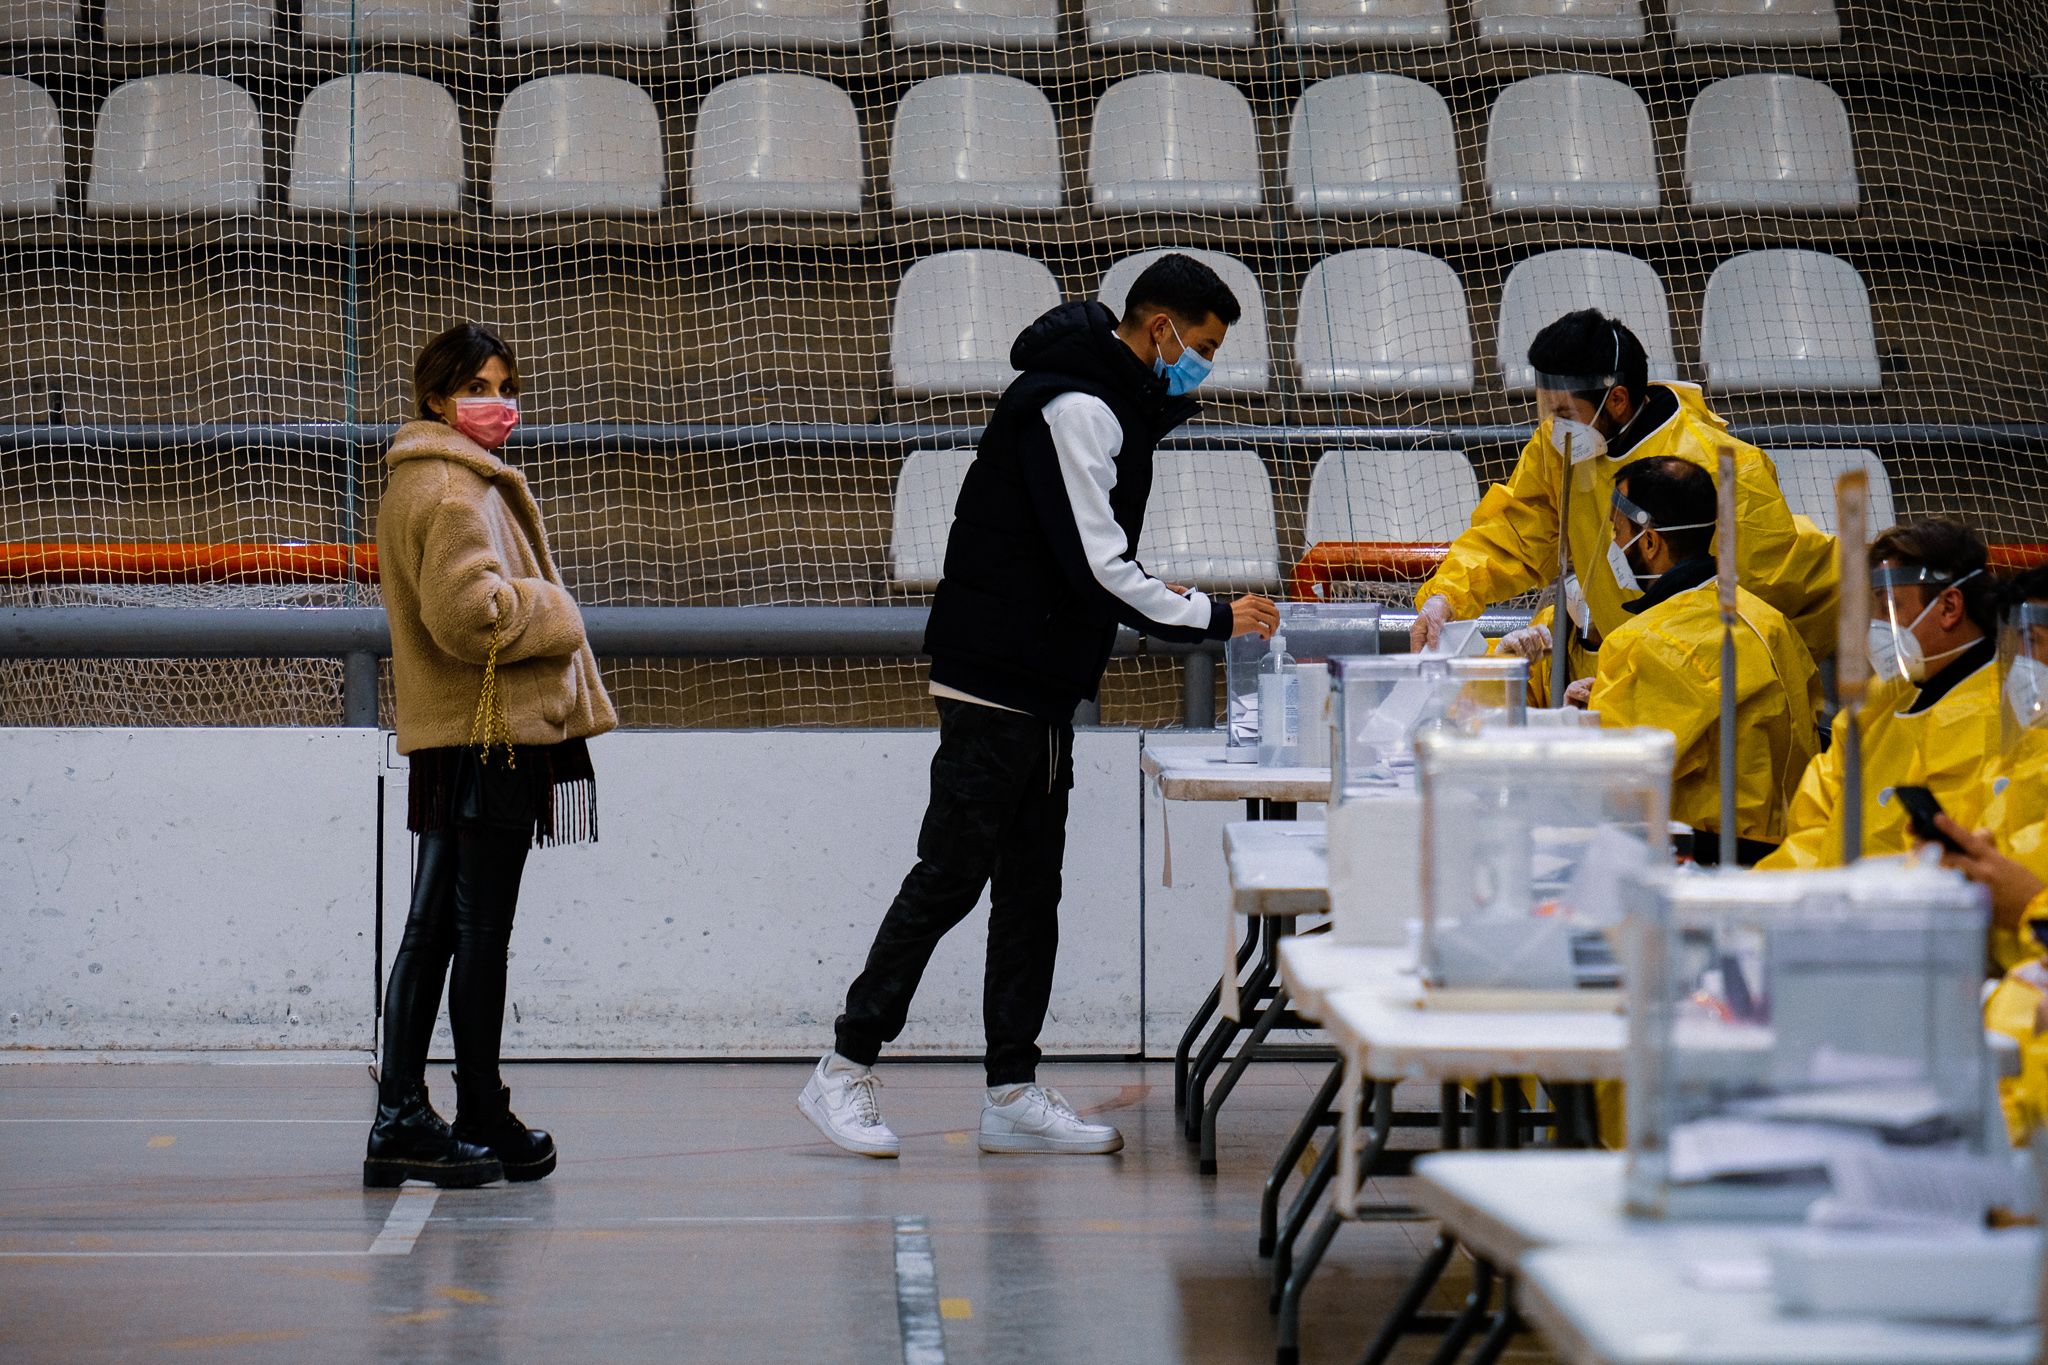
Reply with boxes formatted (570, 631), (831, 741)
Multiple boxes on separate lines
(1257, 633), (1299, 767)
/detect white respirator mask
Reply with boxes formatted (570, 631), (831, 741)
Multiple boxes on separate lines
(2006, 655), (2048, 731)
(1866, 566), (1982, 684)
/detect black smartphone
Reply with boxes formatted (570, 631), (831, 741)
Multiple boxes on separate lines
(1894, 784), (1965, 853)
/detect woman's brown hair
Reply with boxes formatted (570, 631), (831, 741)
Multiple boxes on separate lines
(412, 323), (520, 421)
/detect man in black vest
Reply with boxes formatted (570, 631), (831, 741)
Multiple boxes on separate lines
(799, 254), (1280, 1157)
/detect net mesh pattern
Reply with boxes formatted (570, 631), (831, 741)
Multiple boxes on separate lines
(2, 0), (2044, 727)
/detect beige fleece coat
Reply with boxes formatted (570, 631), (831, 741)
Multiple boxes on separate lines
(378, 420), (616, 754)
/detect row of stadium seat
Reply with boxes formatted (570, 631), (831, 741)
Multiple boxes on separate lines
(6, 0), (1843, 50)
(5, 70), (1862, 219)
(894, 246), (1880, 395)
(888, 445), (1891, 589)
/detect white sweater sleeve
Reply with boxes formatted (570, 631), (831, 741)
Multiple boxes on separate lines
(1042, 391), (1216, 633)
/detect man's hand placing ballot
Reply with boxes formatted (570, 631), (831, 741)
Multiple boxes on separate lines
(1410, 594), (1451, 651)
(1231, 594), (1280, 640)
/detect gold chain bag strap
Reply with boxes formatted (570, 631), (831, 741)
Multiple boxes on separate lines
(468, 613), (516, 769)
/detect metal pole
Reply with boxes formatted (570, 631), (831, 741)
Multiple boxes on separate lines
(1182, 650), (1216, 729)
(1716, 447), (1739, 870)
(1835, 471), (1871, 863)
(1551, 431), (1574, 708)
(342, 650), (379, 727)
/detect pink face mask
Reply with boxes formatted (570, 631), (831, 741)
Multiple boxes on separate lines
(451, 396), (519, 451)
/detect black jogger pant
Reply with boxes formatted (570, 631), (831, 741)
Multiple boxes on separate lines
(835, 698), (1075, 1087)
(379, 825), (532, 1094)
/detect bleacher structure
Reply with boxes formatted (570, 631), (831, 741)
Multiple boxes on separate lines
(1, 0), (2045, 727)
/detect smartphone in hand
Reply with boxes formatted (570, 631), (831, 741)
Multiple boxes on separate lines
(1894, 784), (1965, 854)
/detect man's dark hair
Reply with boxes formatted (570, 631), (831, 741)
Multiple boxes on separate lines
(2005, 563), (2048, 610)
(413, 322), (520, 420)
(1122, 253), (1241, 330)
(1869, 517), (1998, 635)
(1528, 309), (1649, 410)
(1615, 456), (1717, 562)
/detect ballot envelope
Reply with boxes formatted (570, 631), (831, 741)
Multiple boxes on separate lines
(1328, 655), (1528, 801)
(1224, 602), (1382, 762)
(1415, 727), (1674, 993)
(1622, 863), (1997, 1222)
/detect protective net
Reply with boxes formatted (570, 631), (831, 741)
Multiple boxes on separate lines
(2, 0), (2045, 728)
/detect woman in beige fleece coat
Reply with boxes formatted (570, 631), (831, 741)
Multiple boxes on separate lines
(364, 323), (616, 1190)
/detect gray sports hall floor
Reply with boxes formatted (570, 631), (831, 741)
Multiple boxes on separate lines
(0, 1060), (1555, 1364)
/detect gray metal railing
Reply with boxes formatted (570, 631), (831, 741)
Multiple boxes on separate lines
(0, 604), (1537, 728)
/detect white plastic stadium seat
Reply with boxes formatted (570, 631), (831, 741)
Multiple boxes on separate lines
(891, 75), (1060, 214)
(1474, 0), (1643, 45)
(290, 74), (463, 215)
(692, 76), (861, 215)
(502, 0), (669, 45)
(1671, 0), (1839, 45)
(1296, 249), (1473, 395)
(1280, 0), (1448, 46)
(1304, 449), (1480, 544)
(1086, 0), (1256, 46)
(0, 79), (65, 215)
(1487, 75), (1657, 214)
(694, 0), (862, 47)
(302, 0), (469, 42)
(891, 0), (1055, 44)
(1088, 74), (1261, 213)
(87, 75), (265, 215)
(492, 75), (664, 215)
(1138, 451), (1281, 590)
(1496, 250), (1673, 392)
(1, 1), (79, 41)
(1688, 75), (1857, 213)
(1769, 450), (1894, 536)
(1701, 250), (1879, 392)
(891, 250), (1062, 395)
(104, 0), (271, 41)
(1288, 74), (1459, 216)
(890, 450), (975, 591)
(1095, 250), (1268, 393)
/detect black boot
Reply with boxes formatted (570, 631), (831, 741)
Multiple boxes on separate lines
(453, 1073), (557, 1183)
(365, 1078), (504, 1189)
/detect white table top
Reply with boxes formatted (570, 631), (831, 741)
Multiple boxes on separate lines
(1277, 938), (1416, 1025)
(1143, 744), (1332, 804)
(1222, 820), (1331, 917)
(1518, 1242), (2040, 1365)
(1321, 985), (1626, 1084)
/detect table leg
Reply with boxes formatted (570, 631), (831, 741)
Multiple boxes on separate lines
(1269, 1133), (1338, 1311)
(1424, 1259), (1496, 1365)
(1501, 1081), (1524, 1152)
(1273, 1207), (1341, 1365)
(1186, 922), (1278, 1142)
(1201, 918), (1297, 1173)
(1174, 921), (1261, 1115)
(1468, 1285), (1521, 1365)
(1356, 1233), (1458, 1365)
(1439, 1082), (1463, 1151)
(1261, 1059), (1342, 1257)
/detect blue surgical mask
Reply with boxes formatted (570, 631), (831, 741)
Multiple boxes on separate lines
(1154, 318), (1213, 397)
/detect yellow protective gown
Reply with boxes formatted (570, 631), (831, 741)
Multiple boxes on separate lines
(1587, 582), (1824, 846)
(1979, 731), (2048, 969)
(1758, 656), (2003, 872)
(1416, 383), (1840, 662)
(1981, 916), (2048, 1144)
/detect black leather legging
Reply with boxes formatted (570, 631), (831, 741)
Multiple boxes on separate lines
(379, 826), (532, 1091)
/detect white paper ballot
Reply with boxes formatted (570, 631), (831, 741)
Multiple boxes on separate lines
(1808, 1146), (2031, 1230)
(1724, 1080), (1954, 1135)
(1666, 1118), (1878, 1184)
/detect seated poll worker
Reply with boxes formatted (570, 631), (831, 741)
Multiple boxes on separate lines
(799, 255), (1280, 1159)
(1572, 458), (1823, 866)
(1761, 517), (2002, 873)
(1411, 310), (1839, 668)
(1493, 592), (1596, 708)
(1947, 817), (2048, 1140)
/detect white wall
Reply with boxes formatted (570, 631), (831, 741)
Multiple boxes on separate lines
(2, 726), (1257, 1059)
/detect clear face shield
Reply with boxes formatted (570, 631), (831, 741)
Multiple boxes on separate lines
(1999, 599), (2048, 760)
(1867, 563), (1980, 685)
(1533, 324), (1626, 464)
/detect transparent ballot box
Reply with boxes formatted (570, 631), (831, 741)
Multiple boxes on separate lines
(1225, 601), (1382, 765)
(1329, 655), (1528, 800)
(1624, 864), (1993, 1221)
(1417, 727), (1674, 991)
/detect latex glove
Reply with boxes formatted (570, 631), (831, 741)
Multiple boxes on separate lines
(1496, 622), (1552, 660)
(1410, 595), (1451, 652)
(1564, 677), (1595, 709)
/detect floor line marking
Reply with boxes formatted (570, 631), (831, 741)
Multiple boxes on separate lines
(894, 1215), (949, 1365)
(368, 1188), (439, 1256)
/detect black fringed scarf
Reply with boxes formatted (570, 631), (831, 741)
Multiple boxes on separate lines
(406, 737), (597, 848)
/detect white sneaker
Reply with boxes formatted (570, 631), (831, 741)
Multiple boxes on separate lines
(798, 1054), (901, 1158)
(978, 1084), (1124, 1155)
